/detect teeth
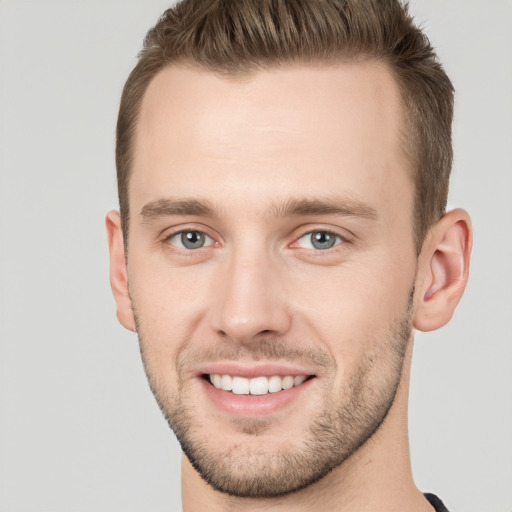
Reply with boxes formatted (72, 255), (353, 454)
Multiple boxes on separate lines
(220, 374), (233, 391)
(294, 375), (307, 386)
(232, 376), (250, 395)
(212, 374), (222, 388)
(208, 374), (309, 395)
(282, 376), (294, 390)
(249, 376), (269, 395)
(268, 375), (282, 393)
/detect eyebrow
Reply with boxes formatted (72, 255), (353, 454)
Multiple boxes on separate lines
(140, 196), (378, 222)
(269, 197), (378, 220)
(140, 198), (216, 221)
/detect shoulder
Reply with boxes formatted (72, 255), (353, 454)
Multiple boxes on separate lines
(424, 493), (450, 512)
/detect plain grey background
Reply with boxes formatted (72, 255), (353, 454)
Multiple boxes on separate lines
(0, 1), (511, 511)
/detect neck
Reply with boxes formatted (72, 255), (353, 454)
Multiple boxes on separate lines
(181, 340), (433, 512)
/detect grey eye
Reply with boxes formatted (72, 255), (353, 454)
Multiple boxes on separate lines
(296, 231), (341, 250)
(168, 230), (213, 249)
(311, 231), (337, 249)
(181, 231), (205, 249)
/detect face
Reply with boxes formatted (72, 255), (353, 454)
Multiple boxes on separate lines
(125, 62), (418, 497)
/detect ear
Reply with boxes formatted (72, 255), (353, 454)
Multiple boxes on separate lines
(413, 209), (473, 332)
(105, 211), (136, 332)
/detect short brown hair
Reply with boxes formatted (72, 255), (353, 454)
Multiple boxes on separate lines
(116, 0), (454, 252)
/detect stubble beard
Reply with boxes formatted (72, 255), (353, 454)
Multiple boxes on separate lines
(135, 304), (412, 499)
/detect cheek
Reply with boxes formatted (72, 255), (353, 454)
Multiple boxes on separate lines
(127, 255), (211, 366)
(288, 254), (415, 365)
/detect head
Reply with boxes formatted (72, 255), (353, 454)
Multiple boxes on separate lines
(116, 0), (455, 254)
(107, 0), (471, 502)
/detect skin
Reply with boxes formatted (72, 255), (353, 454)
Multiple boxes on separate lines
(107, 62), (472, 511)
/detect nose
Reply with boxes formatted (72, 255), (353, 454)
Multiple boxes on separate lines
(212, 248), (292, 344)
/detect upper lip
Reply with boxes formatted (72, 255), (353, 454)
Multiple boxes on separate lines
(197, 362), (317, 379)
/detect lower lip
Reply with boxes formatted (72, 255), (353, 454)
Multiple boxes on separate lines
(200, 377), (315, 417)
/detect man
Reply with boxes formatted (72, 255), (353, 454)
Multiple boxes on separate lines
(106, 1), (472, 510)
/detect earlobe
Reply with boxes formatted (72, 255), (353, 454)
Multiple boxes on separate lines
(105, 211), (136, 332)
(413, 209), (473, 332)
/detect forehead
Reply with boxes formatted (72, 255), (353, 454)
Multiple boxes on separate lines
(131, 61), (411, 219)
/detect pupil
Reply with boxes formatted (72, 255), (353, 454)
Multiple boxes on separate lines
(182, 231), (204, 249)
(311, 231), (336, 249)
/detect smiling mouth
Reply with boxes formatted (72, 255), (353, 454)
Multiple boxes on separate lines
(204, 374), (313, 395)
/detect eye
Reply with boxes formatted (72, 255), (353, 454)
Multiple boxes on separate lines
(167, 230), (214, 250)
(295, 231), (344, 250)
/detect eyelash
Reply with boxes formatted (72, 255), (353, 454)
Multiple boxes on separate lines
(163, 229), (217, 251)
(292, 229), (348, 251)
(162, 227), (350, 253)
